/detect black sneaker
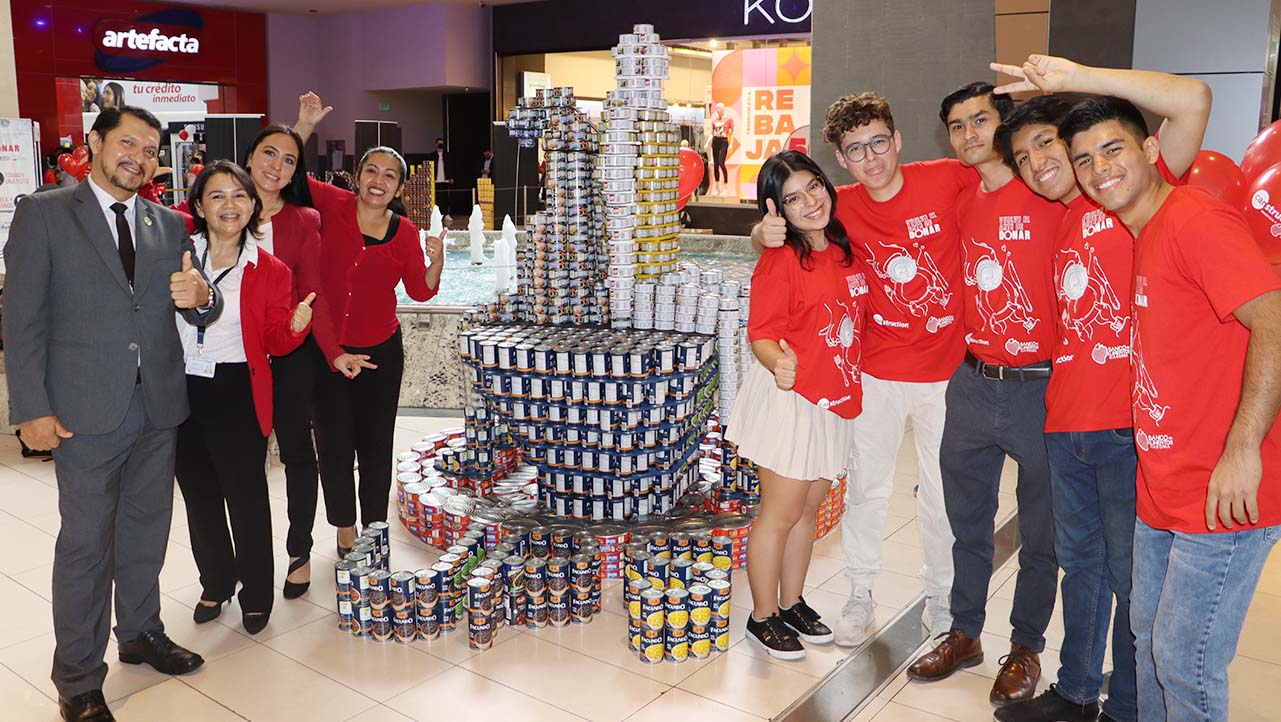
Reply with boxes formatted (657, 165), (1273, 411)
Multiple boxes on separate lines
(779, 596), (834, 644)
(993, 684), (1099, 722)
(746, 613), (806, 660)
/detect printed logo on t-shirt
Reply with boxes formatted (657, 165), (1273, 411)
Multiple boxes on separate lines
(1135, 274), (1149, 308)
(1132, 324), (1169, 427)
(863, 241), (953, 322)
(998, 215), (1032, 241)
(905, 212), (942, 239)
(819, 297), (863, 389)
(964, 239), (1039, 335)
(846, 272), (870, 298)
(1080, 208), (1115, 238)
(1058, 242), (1127, 343)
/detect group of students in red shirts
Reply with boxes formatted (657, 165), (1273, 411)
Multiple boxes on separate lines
(732, 53), (1281, 722)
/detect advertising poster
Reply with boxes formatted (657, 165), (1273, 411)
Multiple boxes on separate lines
(711, 46), (811, 200)
(0, 118), (41, 267)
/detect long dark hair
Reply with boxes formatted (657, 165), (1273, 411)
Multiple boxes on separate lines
(756, 150), (853, 270)
(242, 124), (314, 208)
(189, 160), (263, 249)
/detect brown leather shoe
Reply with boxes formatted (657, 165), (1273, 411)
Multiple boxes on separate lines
(990, 643), (1041, 706)
(907, 629), (984, 682)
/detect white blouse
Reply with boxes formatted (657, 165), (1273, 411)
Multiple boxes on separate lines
(176, 233), (259, 365)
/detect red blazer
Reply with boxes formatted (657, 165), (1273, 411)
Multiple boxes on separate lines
(239, 249), (310, 436)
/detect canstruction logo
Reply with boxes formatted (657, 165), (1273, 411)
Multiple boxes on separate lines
(94, 9), (204, 75)
(1250, 189), (1281, 239)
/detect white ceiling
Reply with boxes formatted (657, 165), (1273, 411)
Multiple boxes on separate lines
(171, 0), (537, 15)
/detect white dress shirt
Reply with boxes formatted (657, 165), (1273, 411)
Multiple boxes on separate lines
(257, 220), (275, 255)
(85, 175), (137, 250)
(176, 234), (255, 364)
(435, 151), (446, 182)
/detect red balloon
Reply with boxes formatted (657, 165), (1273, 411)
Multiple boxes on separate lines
(57, 153), (89, 181)
(71, 145), (89, 163)
(1241, 162), (1281, 263)
(677, 147), (705, 210)
(1242, 120), (1281, 181)
(1186, 150), (1247, 208)
(189, 163), (205, 179)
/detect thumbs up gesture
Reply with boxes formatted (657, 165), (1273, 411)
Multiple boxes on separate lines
(774, 339), (798, 390)
(171, 251), (211, 309)
(292, 292), (316, 333)
(757, 198), (789, 249)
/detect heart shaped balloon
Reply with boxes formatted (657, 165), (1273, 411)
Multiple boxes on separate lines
(71, 145), (89, 163)
(677, 147), (705, 210)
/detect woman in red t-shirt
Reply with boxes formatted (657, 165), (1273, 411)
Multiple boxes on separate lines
(728, 150), (868, 661)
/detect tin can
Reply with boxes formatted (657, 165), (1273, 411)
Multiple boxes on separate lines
(335, 559), (355, 606)
(389, 571), (415, 614)
(524, 558), (547, 595)
(353, 602), (372, 638)
(692, 532), (713, 563)
(647, 556), (669, 591)
(670, 532), (693, 561)
(526, 597), (549, 628)
(711, 535), (733, 571)
(530, 526), (552, 558)
(647, 531), (670, 560)
(712, 615), (731, 651)
(689, 623), (711, 659)
(570, 554), (594, 592)
(545, 556), (570, 593)
(639, 588), (665, 630)
(353, 540), (377, 571)
(351, 564), (373, 610)
(371, 614), (392, 642)
(367, 521), (391, 562)
(668, 558), (693, 590)
(571, 590), (594, 624)
(415, 568), (439, 609)
(467, 576), (495, 615)
(664, 587), (690, 629)
(415, 604), (440, 641)
(708, 579), (732, 619)
(368, 569), (392, 611)
(548, 591), (571, 627)
(625, 577), (652, 617)
(640, 627), (664, 664)
(664, 625), (689, 662)
(690, 561), (716, 584)
(468, 613), (494, 650)
(550, 526), (577, 557)
(687, 584), (714, 626)
(393, 615), (416, 643)
(337, 597), (353, 632)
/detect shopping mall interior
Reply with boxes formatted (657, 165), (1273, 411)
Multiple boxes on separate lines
(0, 1), (1280, 721)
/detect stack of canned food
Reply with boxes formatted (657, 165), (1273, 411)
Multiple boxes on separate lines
(622, 531), (733, 663)
(507, 94), (547, 149)
(458, 323), (719, 521)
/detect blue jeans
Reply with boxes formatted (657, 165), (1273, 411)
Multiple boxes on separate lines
(1132, 518), (1280, 722)
(1046, 430), (1138, 722)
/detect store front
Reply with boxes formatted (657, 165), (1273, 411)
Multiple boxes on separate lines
(10, 0), (268, 195)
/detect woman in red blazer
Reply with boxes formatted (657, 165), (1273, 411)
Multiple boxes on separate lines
(174, 161), (314, 635)
(166, 126), (327, 598)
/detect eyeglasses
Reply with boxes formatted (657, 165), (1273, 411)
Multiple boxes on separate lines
(782, 177), (826, 209)
(841, 134), (892, 163)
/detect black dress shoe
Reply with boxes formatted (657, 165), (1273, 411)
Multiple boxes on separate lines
(59, 689), (115, 722)
(283, 555), (311, 600)
(193, 597), (230, 624)
(118, 630), (205, 675)
(242, 611), (270, 635)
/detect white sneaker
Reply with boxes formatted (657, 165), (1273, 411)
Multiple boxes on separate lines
(922, 594), (952, 638)
(834, 586), (875, 647)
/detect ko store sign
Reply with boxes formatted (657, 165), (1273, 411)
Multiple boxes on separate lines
(743, 0), (812, 25)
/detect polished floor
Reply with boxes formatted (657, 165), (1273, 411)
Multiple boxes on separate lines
(0, 415), (1276, 721)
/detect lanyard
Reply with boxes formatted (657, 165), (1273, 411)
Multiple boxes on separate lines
(196, 244), (242, 350)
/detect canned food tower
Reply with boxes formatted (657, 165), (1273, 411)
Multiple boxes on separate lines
(603, 24), (681, 328)
(402, 161), (437, 230)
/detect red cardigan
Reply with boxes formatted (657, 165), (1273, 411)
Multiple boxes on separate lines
(173, 200), (333, 364)
(233, 248), (310, 436)
(307, 178), (437, 368)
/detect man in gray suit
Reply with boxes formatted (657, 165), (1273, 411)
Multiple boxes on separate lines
(3, 106), (222, 722)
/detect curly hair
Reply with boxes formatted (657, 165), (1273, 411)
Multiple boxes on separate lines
(822, 92), (896, 147)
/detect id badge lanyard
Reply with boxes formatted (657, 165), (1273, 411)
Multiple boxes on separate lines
(195, 245), (241, 355)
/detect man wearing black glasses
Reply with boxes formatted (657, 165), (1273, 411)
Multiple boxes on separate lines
(754, 92), (978, 648)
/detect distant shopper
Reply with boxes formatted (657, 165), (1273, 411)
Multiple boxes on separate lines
(729, 150), (868, 661)
(175, 161), (313, 636)
(480, 148), (494, 179)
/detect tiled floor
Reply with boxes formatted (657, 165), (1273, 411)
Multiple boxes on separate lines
(0, 415), (1275, 722)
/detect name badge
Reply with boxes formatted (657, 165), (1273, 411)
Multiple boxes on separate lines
(185, 355), (216, 378)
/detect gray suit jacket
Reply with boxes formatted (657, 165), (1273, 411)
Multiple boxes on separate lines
(3, 181), (223, 434)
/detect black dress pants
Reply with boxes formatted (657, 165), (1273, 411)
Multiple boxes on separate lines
(175, 363), (274, 614)
(271, 336), (325, 558)
(314, 328), (404, 529)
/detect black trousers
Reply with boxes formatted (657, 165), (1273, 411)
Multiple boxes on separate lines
(175, 363), (274, 614)
(712, 136), (729, 183)
(271, 336), (325, 558)
(314, 328), (404, 529)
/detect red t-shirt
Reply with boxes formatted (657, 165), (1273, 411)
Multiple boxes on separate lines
(835, 159), (976, 382)
(1132, 186), (1281, 532)
(957, 178), (1066, 366)
(1045, 157), (1186, 433)
(747, 243), (870, 419)
(308, 178), (437, 366)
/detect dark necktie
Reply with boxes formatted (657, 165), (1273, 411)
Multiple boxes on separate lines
(110, 202), (135, 286)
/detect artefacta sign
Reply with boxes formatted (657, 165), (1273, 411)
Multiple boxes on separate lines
(93, 9), (205, 74)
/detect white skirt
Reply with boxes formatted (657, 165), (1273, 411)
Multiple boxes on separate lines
(725, 362), (857, 481)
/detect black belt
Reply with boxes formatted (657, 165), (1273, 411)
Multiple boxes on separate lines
(965, 353), (1051, 381)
